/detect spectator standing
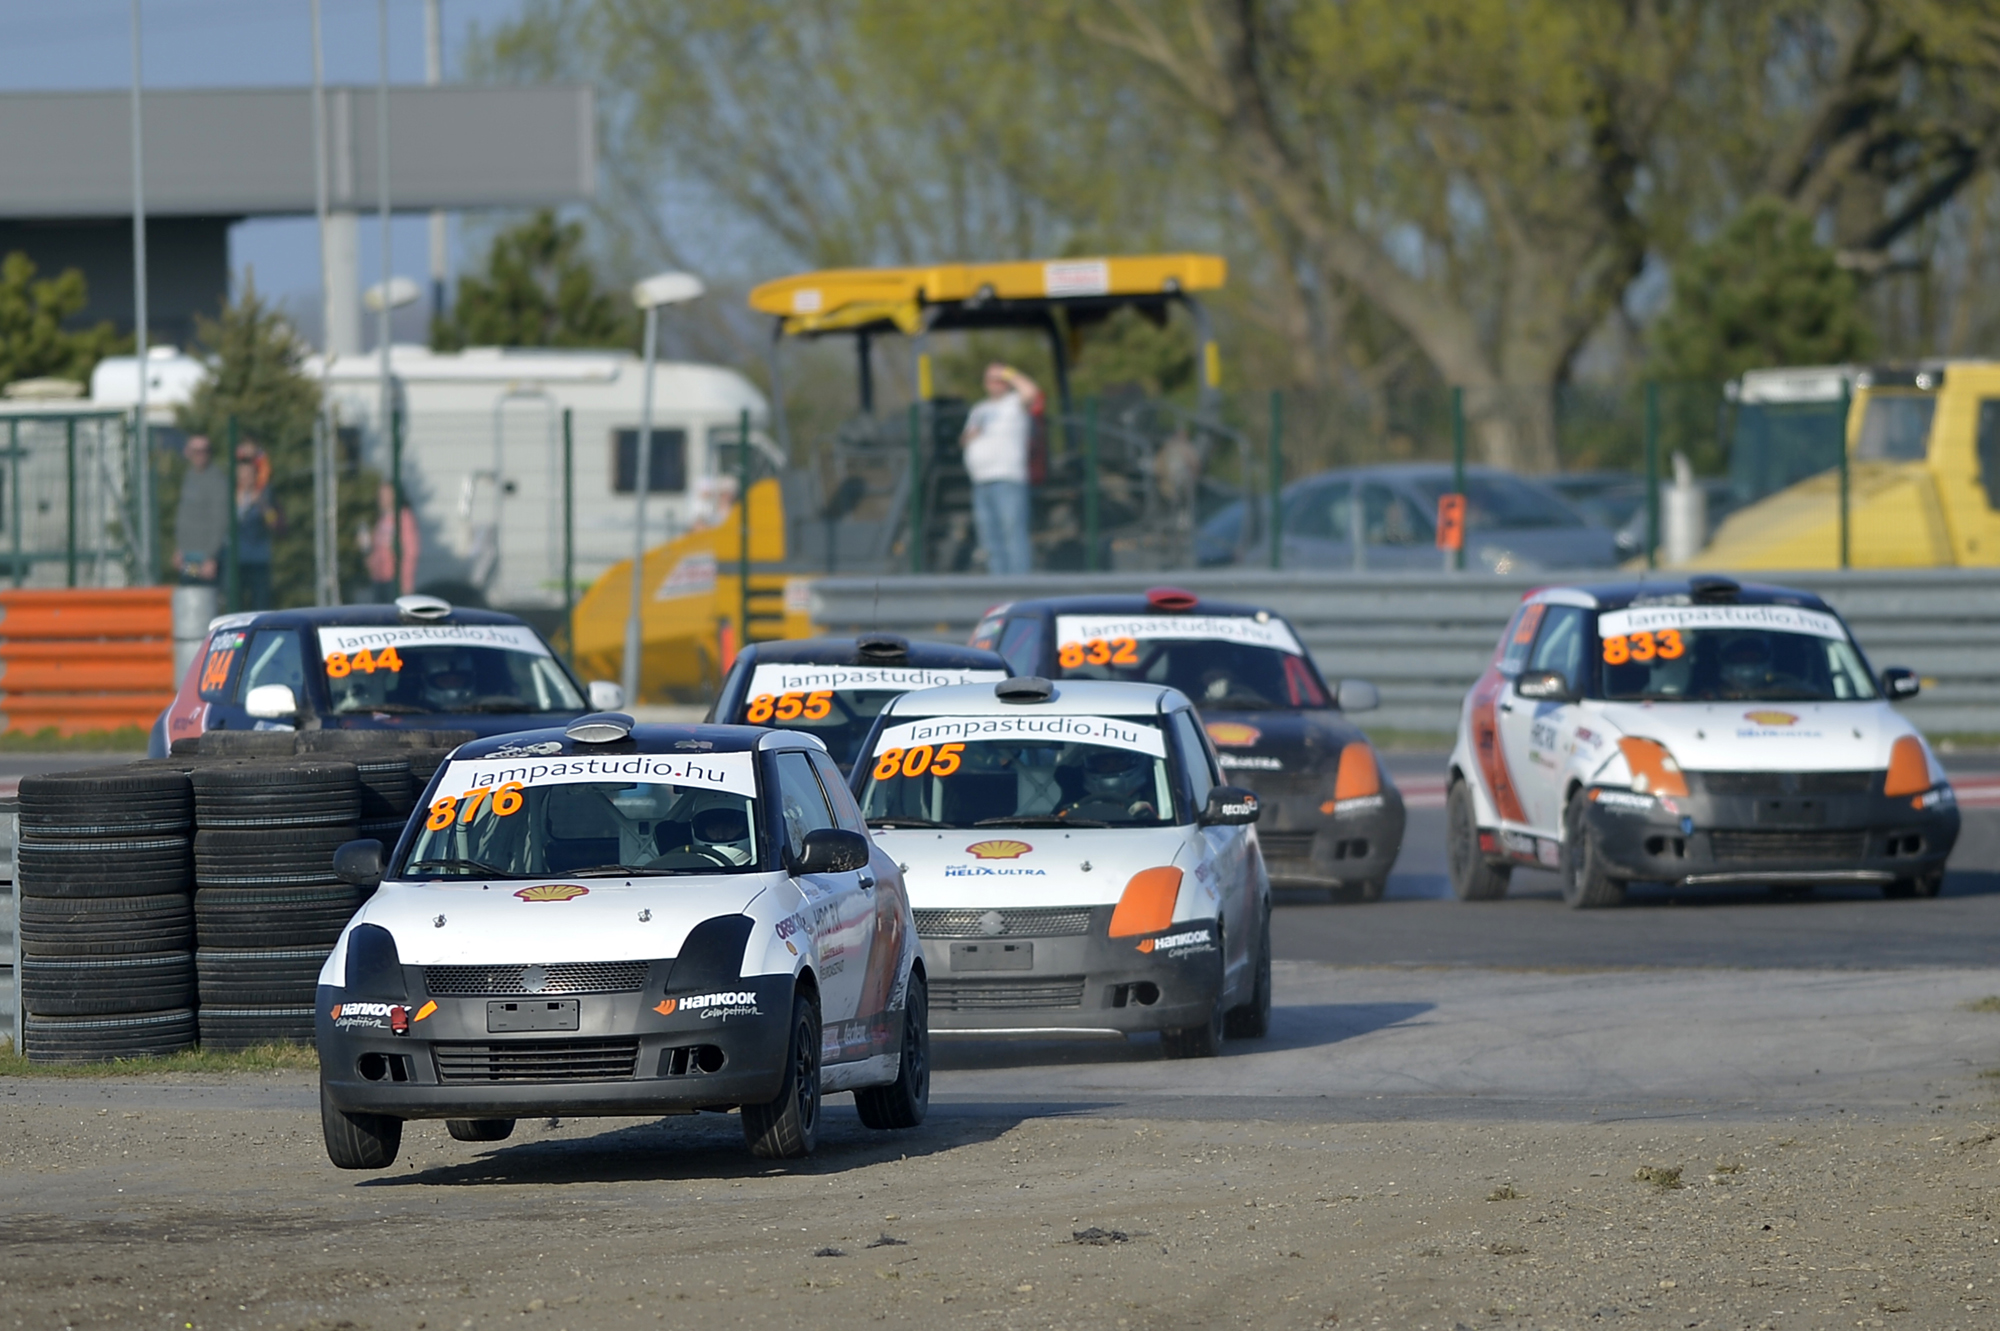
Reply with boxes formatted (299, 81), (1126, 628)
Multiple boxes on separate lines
(171, 435), (230, 584)
(359, 482), (420, 602)
(232, 441), (282, 609)
(960, 362), (1039, 575)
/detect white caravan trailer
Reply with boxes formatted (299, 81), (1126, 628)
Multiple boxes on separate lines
(312, 346), (776, 611)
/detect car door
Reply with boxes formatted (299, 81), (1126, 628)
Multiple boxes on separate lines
(1496, 604), (1590, 837)
(772, 749), (874, 1059)
(812, 747), (907, 1046)
(1170, 708), (1251, 995)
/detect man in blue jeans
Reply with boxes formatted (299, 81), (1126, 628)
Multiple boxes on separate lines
(960, 362), (1040, 575)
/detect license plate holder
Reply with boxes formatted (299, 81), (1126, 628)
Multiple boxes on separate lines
(487, 999), (580, 1032)
(951, 941), (1033, 971)
(1754, 798), (1826, 826)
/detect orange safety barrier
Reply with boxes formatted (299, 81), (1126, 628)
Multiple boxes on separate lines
(0, 588), (176, 735)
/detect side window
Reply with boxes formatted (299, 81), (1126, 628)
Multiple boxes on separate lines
(611, 427), (688, 494)
(970, 614), (1006, 651)
(807, 748), (867, 835)
(1287, 482), (1351, 541)
(1526, 606), (1587, 694)
(1170, 710), (1218, 809)
(235, 630), (305, 702)
(198, 629), (247, 701)
(774, 750), (838, 860)
(1979, 400), (2000, 511)
(1363, 483), (1432, 546)
(995, 617), (1044, 676)
(1495, 603), (1546, 676)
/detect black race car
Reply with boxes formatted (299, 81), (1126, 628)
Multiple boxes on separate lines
(970, 587), (1406, 900)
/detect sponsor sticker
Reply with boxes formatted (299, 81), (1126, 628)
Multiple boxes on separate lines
(1137, 927), (1215, 957)
(1333, 793), (1385, 814)
(943, 864), (1048, 877)
(748, 663), (1006, 696)
(319, 622), (552, 661)
(673, 990), (762, 1021)
(1044, 259), (1111, 297)
(1219, 754), (1282, 771)
(1054, 614), (1304, 656)
(1597, 604), (1847, 641)
(1914, 786), (1955, 810)
(654, 552), (718, 601)
(515, 883), (589, 903)
(434, 751), (758, 800)
(965, 839), (1032, 859)
(1536, 839), (1562, 868)
(1742, 710), (1798, 727)
(1204, 722), (1262, 747)
(1591, 789), (1657, 812)
(873, 714), (1166, 759)
(330, 1000), (404, 1031)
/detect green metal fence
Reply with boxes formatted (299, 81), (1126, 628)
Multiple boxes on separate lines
(0, 405), (146, 589)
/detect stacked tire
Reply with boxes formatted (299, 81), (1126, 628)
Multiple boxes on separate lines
(192, 761), (361, 1050)
(17, 768), (196, 1063)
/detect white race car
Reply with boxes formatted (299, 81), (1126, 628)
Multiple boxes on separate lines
(315, 714), (926, 1167)
(1446, 575), (1959, 907)
(854, 676), (1270, 1057)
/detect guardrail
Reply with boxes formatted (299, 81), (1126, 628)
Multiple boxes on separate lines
(807, 568), (2000, 736)
(0, 588), (176, 736)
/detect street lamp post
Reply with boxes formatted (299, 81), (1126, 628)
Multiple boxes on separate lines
(365, 277), (420, 597)
(621, 271), (705, 708)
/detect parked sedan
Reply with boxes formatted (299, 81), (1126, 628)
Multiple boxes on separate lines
(1196, 464), (1621, 573)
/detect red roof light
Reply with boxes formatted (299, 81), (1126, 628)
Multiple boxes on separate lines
(1145, 586), (1200, 612)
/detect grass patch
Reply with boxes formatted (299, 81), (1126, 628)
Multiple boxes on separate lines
(1963, 996), (2000, 1013)
(1361, 728), (1457, 753)
(0, 1037), (317, 1077)
(0, 725), (149, 753)
(1633, 1165), (1683, 1189)
(1978, 1068), (2000, 1080)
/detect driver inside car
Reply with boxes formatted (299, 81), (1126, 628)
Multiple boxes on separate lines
(1061, 747), (1159, 823)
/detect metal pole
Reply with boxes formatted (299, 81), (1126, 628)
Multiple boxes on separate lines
(390, 405), (403, 597)
(311, 0), (336, 605)
(424, 0), (448, 320)
(562, 407), (574, 652)
(1267, 390), (1283, 570)
(738, 408), (751, 648)
(1450, 386), (1466, 572)
(1644, 381), (1660, 569)
(622, 305), (659, 705)
(130, 0), (153, 584)
(375, 0), (394, 594)
(1839, 377), (1852, 569)
(9, 420), (19, 588)
(224, 416), (240, 612)
(1084, 397), (1100, 572)
(907, 402), (923, 574)
(65, 417), (77, 588)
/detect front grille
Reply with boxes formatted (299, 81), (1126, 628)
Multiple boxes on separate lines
(1696, 771), (1877, 797)
(423, 961), (650, 996)
(1708, 830), (1869, 862)
(1258, 831), (1320, 861)
(914, 907), (1094, 938)
(930, 979), (1085, 1011)
(433, 1038), (639, 1083)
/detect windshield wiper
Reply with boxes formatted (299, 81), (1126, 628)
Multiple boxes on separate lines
(975, 815), (1110, 829)
(867, 816), (946, 829)
(403, 856), (518, 877)
(565, 863), (668, 877)
(336, 702), (430, 715)
(465, 696), (537, 713)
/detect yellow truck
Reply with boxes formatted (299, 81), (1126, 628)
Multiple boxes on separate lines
(1693, 362), (2000, 569)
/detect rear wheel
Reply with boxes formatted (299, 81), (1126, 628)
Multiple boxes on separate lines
(743, 990), (822, 1159)
(320, 1079), (402, 1170)
(1560, 791), (1627, 909)
(1446, 780), (1510, 902)
(446, 1118), (516, 1143)
(1224, 911), (1272, 1040)
(855, 970), (930, 1130)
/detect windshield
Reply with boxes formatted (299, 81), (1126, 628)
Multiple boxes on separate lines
(399, 753), (762, 878)
(858, 714), (1178, 829)
(1408, 474), (1584, 530)
(318, 625), (584, 716)
(1596, 606), (1878, 702)
(730, 664), (1008, 771)
(1051, 614), (1327, 710)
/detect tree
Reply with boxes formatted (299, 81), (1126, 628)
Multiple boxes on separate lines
(433, 211), (640, 350)
(173, 283), (376, 607)
(1649, 198), (1873, 383)
(0, 251), (123, 389)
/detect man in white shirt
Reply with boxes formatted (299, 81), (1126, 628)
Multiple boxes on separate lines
(959, 362), (1040, 575)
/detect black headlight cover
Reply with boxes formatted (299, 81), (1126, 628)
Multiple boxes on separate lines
(344, 923), (407, 998)
(664, 914), (757, 993)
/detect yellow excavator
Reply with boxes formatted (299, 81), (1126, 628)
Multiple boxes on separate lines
(1692, 361), (2000, 568)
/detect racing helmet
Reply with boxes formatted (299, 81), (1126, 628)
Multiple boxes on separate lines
(419, 653), (478, 709)
(1718, 633), (1774, 691)
(1080, 745), (1150, 803)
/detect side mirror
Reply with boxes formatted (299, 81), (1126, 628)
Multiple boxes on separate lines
(1514, 670), (1577, 703)
(1336, 679), (1380, 712)
(333, 838), (385, 889)
(1881, 667), (1920, 700)
(588, 680), (627, 711)
(788, 827), (871, 876)
(1200, 785), (1261, 826)
(244, 683), (300, 719)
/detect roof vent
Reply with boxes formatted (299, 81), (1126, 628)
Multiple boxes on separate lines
(395, 593), (452, 622)
(995, 676), (1055, 705)
(1688, 575), (1740, 603)
(565, 712), (635, 743)
(856, 632), (910, 662)
(1146, 586), (1200, 612)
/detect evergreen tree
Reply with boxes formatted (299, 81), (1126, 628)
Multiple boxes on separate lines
(432, 211), (639, 350)
(0, 252), (123, 388)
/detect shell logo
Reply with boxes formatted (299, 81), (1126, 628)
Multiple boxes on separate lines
(1205, 721), (1261, 747)
(515, 883), (590, 903)
(965, 839), (1033, 859)
(1742, 710), (1799, 727)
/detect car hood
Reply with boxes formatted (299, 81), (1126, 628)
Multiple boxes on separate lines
(1198, 708), (1383, 783)
(872, 825), (1197, 910)
(316, 711), (589, 740)
(1584, 698), (1926, 775)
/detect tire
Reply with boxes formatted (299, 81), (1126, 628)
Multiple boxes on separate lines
(447, 1118), (517, 1143)
(1885, 868), (1945, 900)
(194, 825), (358, 887)
(1224, 912), (1273, 1040)
(192, 761), (361, 828)
(1560, 791), (1627, 909)
(1161, 992), (1226, 1059)
(19, 893), (193, 957)
(354, 759), (416, 821)
(194, 885), (362, 949)
(742, 990), (822, 1159)
(854, 970), (930, 1130)
(321, 1078), (403, 1169)
(1446, 780), (1511, 902)
(19, 768), (192, 838)
(196, 946), (334, 1007)
(198, 1005), (316, 1050)
(1347, 879), (1387, 904)
(24, 1007), (195, 1064)
(21, 951), (195, 1016)
(17, 835), (191, 898)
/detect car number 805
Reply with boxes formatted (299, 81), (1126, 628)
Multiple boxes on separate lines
(871, 743), (966, 780)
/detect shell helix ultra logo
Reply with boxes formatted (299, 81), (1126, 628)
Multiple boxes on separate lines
(515, 883), (590, 903)
(1204, 721), (1262, 747)
(1742, 710), (1799, 727)
(965, 839), (1032, 860)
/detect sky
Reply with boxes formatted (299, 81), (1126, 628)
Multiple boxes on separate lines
(0, 0), (537, 342)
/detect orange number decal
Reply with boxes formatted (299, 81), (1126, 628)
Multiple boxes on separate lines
(326, 651), (351, 679)
(1086, 638), (1112, 665)
(746, 694), (775, 723)
(930, 742), (965, 777)
(350, 648), (377, 674)
(1602, 635), (1630, 666)
(901, 745), (934, 778)
(492, 782), (525, 817)
(873, 748), (904, 781)
(458, 786), (493, 823)
(1058, 641), (1085, 669)
(774, 692), (805, 722)
(1110, 636), (1139, 665)
(803, 690), (833, 720)
(1655, 629), (1684, 660)
(426, 795), (459, 831)
(1628, 631), (1656, 663)
(201, 649), (235, 693)
(377, 646), (404, 672)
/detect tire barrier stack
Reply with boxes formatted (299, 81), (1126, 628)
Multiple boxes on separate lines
(16, 768), (197, 1063)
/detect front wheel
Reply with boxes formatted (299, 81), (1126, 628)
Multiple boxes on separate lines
(320, 1079), (402, 1170)
(1885, 869), (1944, 899)
(447, 1118), (515, 1143)
(1161, 991), (1225, 1059)
(855, 970), (930, 1130)
(1446, 780), (1511, 901)
(743, 990), (822, 1159)
(1224, 911), (1272, 1040)
(1560, 790), (1627, 909)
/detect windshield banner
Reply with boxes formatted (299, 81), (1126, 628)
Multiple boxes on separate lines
(872, 713), (1167, 759)
(1597, 604), (1846, 641)
(318, 623), (552, 661)
(433, 751), (758, 800)
(747, 663), (1007, 696)
(1054, 614), (1303, 656)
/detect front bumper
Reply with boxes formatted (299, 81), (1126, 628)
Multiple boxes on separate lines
(317, 970), (794, 1119)
(1253, 788), (1406, 888)
(920, 907), (1222, 1034)
(1582, 785), (1959, 887)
